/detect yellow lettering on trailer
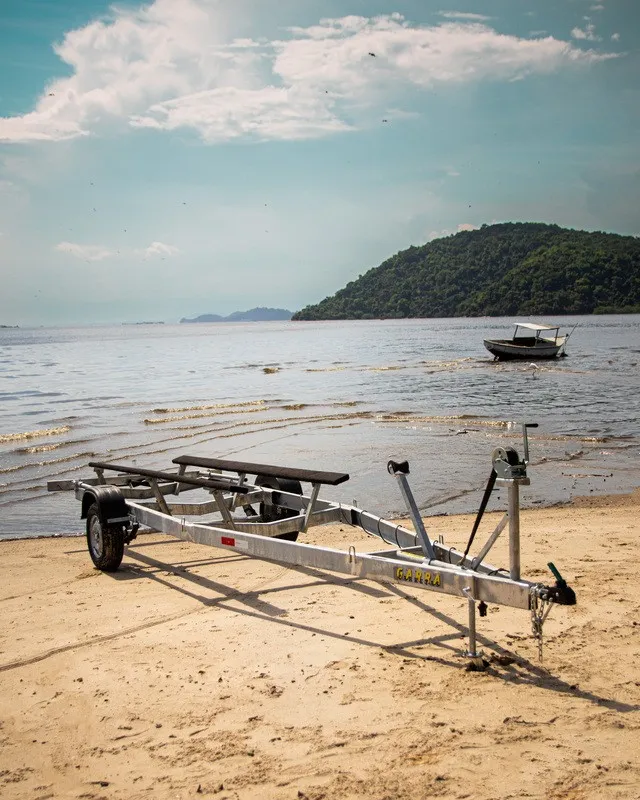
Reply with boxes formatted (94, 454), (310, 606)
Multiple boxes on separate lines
(394, 565), (442, 587)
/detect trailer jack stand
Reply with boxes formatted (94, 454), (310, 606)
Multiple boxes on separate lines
(463, 588), (487, 670)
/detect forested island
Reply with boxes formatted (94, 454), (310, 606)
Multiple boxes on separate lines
(181, 307), (292, 323)
(292, 223), (640, 320)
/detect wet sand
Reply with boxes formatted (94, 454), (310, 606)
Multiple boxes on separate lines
(1, 492), (640, 799)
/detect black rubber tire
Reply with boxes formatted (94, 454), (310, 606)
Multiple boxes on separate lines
(86, 503), (125, 571)
(256, 476), (303, 541)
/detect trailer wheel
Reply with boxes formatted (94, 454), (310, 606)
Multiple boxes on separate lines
(256, 476), (303, 541)
(86, 503), (125, 571)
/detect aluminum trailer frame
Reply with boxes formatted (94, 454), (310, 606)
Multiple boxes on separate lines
(47, 424), (575, 668)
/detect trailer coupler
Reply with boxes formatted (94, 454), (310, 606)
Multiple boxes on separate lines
(538, 563), (577, 606)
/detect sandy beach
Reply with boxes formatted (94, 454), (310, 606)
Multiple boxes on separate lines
(1, 492), (639, 800)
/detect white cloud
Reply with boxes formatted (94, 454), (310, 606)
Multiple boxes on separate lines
(274, 16), (616, 95)
(571, 23), (601, 41)
(0, 1), (619, 145)
(131, 86), (350, 141)
(55, 241), (115, 261)
(427, 222), (478, 239)
(437, 11), (491, 22)
(55, 240), (179, 261)
(138, 241), (180, 258)
(611, 33), (620, 41)
(590, 4), (605, 11)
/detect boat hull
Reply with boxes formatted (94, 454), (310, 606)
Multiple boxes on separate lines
(483, 339), (562, 360)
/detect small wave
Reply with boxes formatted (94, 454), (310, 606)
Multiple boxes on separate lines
(151, 410), (374, 439)
(0, 425), (71, 444)
(150, 400), (267, 414)
(0, 450), (95, 473)
(15, 437), (90, 455)
(0, 390), (63, 399)
(212, 410), (374, 440)
(376, 414), (511, 428)
(144, 406), (268, 425)
(16, 443), (62, 454)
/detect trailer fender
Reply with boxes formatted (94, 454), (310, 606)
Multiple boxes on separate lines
(81, 485), (129, 527)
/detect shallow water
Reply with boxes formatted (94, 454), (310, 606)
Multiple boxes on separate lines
(1, 315), (639, 539)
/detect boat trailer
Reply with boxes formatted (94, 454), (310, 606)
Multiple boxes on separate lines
(48, 424), (575, 669)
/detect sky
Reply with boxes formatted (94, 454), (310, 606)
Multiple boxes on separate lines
(0, 0), (638, 326)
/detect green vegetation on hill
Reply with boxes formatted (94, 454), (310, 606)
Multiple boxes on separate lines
(292, 223), (640, 320)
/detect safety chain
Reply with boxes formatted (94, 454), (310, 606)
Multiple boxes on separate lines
(530, 587), (553, 662)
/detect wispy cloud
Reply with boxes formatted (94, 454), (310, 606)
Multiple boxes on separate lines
(611, 32), (620, 41)
(55, 242), (115, 261)
(428, 222), (478, 239)
(0, 1), (619, 145)
(437, 11), (491, 22)
(137, 241), (180, 258)
(571, 22), (601, 41)
(55, 240), (180, 261)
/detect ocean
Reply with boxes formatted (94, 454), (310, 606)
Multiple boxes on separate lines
(1, 315), (639, 540)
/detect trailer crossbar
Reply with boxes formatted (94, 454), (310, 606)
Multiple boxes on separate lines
(87, 461), (249, 494)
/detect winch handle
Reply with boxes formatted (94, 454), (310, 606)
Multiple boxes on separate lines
(522, 422), (538, 465)
(547, 561), (566, 586)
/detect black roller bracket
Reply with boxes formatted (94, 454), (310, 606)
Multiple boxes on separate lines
(387, 460), (409, 475)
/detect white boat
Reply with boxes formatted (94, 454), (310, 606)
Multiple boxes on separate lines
(484, 322), (570, 360)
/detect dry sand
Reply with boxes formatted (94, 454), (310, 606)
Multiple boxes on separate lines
(1, 492), (639, 800)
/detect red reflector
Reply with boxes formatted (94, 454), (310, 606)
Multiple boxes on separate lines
(221, 536), (235, 546)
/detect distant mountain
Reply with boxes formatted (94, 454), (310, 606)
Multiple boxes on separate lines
(180, 313), (224, 323)
(180, 307), (292, 323)
(292, 222), (640, 320)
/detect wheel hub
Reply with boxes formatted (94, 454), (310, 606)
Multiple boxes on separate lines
(89, 515), (103, 558)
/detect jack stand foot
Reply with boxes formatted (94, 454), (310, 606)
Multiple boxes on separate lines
(465, 654), (488, 672)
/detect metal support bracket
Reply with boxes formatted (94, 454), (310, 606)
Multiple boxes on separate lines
(301, 482), (321, 533)
(387, 461), (435, 560)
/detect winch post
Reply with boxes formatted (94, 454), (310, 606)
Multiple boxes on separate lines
(491, 431), (535, 582)
(508, 482), (521, 581)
